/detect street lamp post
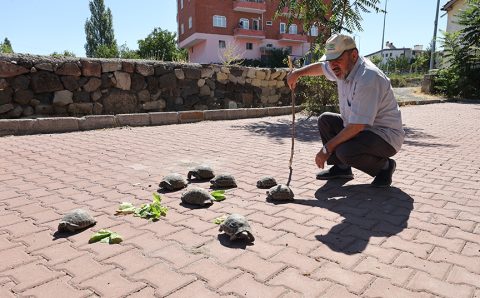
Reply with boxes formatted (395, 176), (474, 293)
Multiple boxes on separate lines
(430, 0), (441, 70)
(381, 0), (388, 50)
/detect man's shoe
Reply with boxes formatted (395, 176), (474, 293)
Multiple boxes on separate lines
(316, 165), (354, 180)
(371, 159), (396, 188)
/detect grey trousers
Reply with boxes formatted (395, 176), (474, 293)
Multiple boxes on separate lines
(318, 112), (397, 177)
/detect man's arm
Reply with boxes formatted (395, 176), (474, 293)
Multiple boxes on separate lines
(286, 62), (325, 89)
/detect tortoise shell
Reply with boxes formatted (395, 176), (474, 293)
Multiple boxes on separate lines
(187, 164), (215, 180)
(181, 187), (214, 206)
(159, 173), (188, 191)
(58, 209), (96, 232)
(219, 213), (254, 242)
(266, 184), (294, 201)
(210, 174), (237, 189)
(256, 176), (277, 189)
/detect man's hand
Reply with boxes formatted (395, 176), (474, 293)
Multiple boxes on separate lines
(286, 70), (299, 90)
(315, 149), (329, 169)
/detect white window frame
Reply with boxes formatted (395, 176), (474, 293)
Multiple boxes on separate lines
(280, 22), (286, 34)
(188, 16), (192, 29)
(310, 25), (318, 37)
(289, 24), (297, 34)
(266, 21), (272, 26)
(219, 40), (226, 48)
(180, 0), (183, 9)
(246, 42), (253, 50)
(181, 24), (184, 34)
(252, 19), (260, 30)
(213, 15), (227, 28)
(239, 18), (249, 29)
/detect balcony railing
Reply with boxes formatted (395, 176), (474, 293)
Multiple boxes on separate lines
(234, 28), (265, 39)
(233, 0), (266, 13)
(278, 33), (308, 43)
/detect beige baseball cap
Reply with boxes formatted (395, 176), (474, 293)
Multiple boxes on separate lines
(319, 34), (357, 62)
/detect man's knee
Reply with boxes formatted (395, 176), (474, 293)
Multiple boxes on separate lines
(335, 144), (356, 164)
(317, 112), (338, 130)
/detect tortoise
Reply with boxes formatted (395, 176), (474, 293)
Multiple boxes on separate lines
(187, 164), (215, 181)
(58, 209), (96, 232)
(210, 174), (237, 189)
(219, 213), (255, 243)
(181, 187), (214, 206)
(256, 176), (277, 189)
(159, 173), (188, 191)
(266, 184), (294, 201)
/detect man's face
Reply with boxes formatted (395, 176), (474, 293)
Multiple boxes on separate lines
(328, 49), (358, 80)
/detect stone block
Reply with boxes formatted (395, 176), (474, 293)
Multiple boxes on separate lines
(102, 61), (122, 73)
(136, 64), (155, 76)
(174, 69), (185, 80)
(36, 117), (79, 134)
(150, 112), (178, 125)
(204, 109), (227, 121)
(0, 119), (37, 136)
(0, 61), (29, 78)
(246, 108), (268, 118)
(227, 108), (248, 120)
(78, 115), (116, 130)
(81, 60), (101, 77)
(267, 106), (292, 116)
(178, 111), (204, 123)
(115, 113), (150, 127)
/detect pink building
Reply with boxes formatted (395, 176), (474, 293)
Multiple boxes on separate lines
(177, 0), (317, 64)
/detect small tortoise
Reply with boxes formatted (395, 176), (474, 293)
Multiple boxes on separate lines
(210, 174), (237, 189)
(187, 164), (215, 181)
(256, 176), (277, 189)
(266, 184), (294, 201)
(58, 209), (96, 232)
(219, 214), (255, 242)
(181, 187), (214, 206)
(159, 173), (188, 191)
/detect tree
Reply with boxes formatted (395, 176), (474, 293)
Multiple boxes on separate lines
(0, 37), (14, 53)
(84, 0), (118, 58)
(137, 27), (185, 61)
(273, 0), (383, 43)
(50, 50), (76, 58)
(119, 43), (140, 59)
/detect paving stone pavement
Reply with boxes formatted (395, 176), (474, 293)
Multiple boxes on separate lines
(0, 102), (479, 297)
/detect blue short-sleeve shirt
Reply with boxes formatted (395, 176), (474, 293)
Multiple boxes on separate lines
(321, 56), (405, 152)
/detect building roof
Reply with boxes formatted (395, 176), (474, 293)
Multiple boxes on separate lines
(441, 0), (459, 11)
(364, 47), (412, 57)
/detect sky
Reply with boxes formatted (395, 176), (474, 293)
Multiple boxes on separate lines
(0, 0), (448, 57)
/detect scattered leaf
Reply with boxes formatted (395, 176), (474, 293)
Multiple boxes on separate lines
(213, 215), (227, 225)
(89, 229), (123, 244)
(115, 202), (136, 215)
(134, 193), (168, 221)
(211, 190), (226, 202)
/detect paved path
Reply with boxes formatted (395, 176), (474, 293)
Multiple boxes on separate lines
(0, 102), (479, 297)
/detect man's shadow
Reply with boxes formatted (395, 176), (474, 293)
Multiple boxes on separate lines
(292, 180), (413, 254)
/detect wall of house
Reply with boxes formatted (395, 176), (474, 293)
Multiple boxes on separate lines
(0, 54), (294, 119)
(445, 0), (466, 33)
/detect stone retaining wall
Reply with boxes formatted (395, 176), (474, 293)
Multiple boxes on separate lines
(0, 54), (293, 119)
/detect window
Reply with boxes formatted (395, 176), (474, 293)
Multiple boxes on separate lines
(239, 18), (249, 29)
(310, 25), (318, 37)
(180, 0), (183, 9)
(266, 43), (273, 47)
(289, 24), (297, 34)
(252, 19), (260, 30)
(266, 21), (272, 26)
(219, 40), (226, 48)
(188, 17), (192, 29)
(213, 15), (226, 28)
(246, 43), (253, 50)
(181, 24), (184, 34)
(280, 22), (286, 34)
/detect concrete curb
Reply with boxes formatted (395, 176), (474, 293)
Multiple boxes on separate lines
(0, 106), (303, 136)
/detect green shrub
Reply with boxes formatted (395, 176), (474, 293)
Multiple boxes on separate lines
(296, 76), (339, 116)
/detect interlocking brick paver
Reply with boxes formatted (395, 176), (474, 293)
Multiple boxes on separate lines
(221, 273), (289, 298)
(180, 258), (242, 288)
(80, 269), (146, 297)
(132, 262), (196, 296)
(2, 262), (64, 292)
(408, 271), (474, 298)
(1, 103), (480, 297)
(21, 276), (92, 298)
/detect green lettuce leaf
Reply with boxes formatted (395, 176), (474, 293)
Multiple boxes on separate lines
(210, 190), (226, 202)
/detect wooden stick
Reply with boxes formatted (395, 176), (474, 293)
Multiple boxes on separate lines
(286, 56), (295, 187)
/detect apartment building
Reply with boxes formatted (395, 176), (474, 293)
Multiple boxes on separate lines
(177, 0), (316, 64)
(365, 42), (426, 65)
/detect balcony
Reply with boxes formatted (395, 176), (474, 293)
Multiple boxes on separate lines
(278, 33), (308, 43)
(233, 0), (266, 14)
(234, 28), (265, 39)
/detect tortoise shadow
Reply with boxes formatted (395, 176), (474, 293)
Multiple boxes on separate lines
(292, 183), (414, 254)
(217, 233), (252, 249)
(52, 225), (93, 240)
